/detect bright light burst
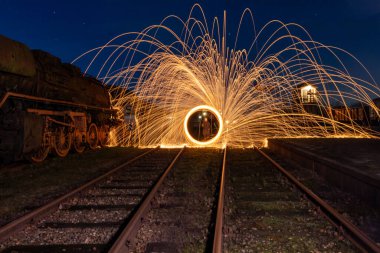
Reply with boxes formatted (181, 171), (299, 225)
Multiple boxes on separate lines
(183, 105), (224, 146)
(74, 5), (380, 148)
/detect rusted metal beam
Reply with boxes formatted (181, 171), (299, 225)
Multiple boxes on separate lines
(27, 108), (85, 117)
(0, 91), (115, 112)
(212, 147), (227, 253)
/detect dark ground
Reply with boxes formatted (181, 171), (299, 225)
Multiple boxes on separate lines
(0, 147), (148, 226)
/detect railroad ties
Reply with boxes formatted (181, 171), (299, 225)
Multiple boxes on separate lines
(219, 148), (380, 253)
(110, 148), (380, 252)
(109, 148), (223, 252)
(1, 148), (379, 252)
(0, 148), (182, 252)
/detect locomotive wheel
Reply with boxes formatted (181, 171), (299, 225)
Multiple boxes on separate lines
(98, 125), (109, 147)
(87, 123), (99, 150)
(27, 144), (50, 163)
(53, 127), (72, 157)
(73, 129), (86, 153)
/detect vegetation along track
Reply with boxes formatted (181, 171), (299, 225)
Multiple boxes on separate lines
(221, 148), (380, 253)
(0, 148), (182, 253)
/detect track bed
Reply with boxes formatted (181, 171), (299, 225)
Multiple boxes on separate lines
(0, 149), (180, 253)
(223, 149), (356, 252)
(131, 148), (222, 253)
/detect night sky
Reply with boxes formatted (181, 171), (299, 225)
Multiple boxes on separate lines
(1, 0), (380, 82)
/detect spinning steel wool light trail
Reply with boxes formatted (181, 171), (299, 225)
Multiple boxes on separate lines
(74, 5), (380, 148)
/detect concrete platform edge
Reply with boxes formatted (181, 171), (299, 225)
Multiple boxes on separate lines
(268, 139), (380, 209)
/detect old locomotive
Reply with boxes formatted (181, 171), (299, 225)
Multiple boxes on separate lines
(0, 35), (120, 163)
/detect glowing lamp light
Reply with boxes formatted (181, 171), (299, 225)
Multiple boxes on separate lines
(184, 105), (223, 146)
(304, 85), (312, 91)
(301, 84), (317, 103)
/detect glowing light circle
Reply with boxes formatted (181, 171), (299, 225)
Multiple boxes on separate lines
(184, 105), (223, 145)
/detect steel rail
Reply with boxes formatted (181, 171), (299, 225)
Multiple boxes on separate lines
(108, 147), (185, 253)
(256, 147), (380, 253)
(0, 147), (157, 243)
(212, 147), (227, 253)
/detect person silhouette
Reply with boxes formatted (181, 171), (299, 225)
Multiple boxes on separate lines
(202, 117), (211, 140)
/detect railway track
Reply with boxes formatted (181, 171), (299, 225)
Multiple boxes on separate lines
(217, 148), (380, 253)
(110, 147), (379, 252)
(1, 147), (379, 252)
(110, 148), (223, 252)
(0, 148), (183, 252)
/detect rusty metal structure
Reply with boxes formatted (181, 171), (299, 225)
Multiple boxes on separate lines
(0, 35), (120, 163)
